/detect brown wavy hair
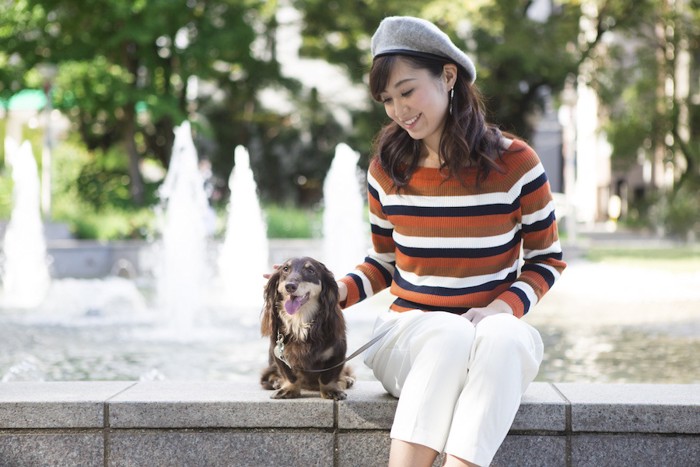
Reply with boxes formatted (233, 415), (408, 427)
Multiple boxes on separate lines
(369, 54), (505, 188)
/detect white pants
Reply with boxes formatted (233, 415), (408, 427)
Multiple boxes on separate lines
(364, 310), (544, 466)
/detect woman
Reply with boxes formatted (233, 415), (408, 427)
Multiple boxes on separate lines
(337, 16), (566, 467)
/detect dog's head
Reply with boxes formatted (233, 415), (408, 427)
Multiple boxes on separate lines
(261, 257), (339, 337)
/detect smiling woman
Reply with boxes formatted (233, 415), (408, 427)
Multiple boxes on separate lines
(332, 16), (566, 467)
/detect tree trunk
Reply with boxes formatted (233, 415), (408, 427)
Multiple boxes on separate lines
(124, 103), (145, 205)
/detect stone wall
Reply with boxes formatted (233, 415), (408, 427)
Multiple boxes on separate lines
(1, 381), (698, 466)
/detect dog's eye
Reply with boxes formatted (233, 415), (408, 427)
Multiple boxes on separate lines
(281, 265), (290, 272)
(305, 266), (316, 275)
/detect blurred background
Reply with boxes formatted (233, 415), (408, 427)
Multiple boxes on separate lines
(0, 0), (698, 384)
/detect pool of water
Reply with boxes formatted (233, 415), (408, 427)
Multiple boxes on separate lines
(1, 261), (699, 384)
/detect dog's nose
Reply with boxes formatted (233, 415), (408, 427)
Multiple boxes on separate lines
(285, 282), (298, 293)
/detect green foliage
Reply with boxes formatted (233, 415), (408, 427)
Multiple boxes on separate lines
(664, 183), (700, 240)
(49, 138), (157, 239)
(585, 244), (700, 273)
(0, 0), (277, 204)
(264, 203), (321, 239)
(4, 0), (696, 239)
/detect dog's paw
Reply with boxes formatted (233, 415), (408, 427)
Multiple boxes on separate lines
(342, 374), (356, 389)
(321, 389), (347, 401)
(271, 387), (301, 399)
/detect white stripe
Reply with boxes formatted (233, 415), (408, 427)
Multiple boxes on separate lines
(366, 249), (396, 272)
(369, 212), (394, 230)
(511, 281), (539, 307)
(381, 164), (545, 209)
(393, 224), (520, 250)
(350, 270), (375, 299)
(524, 261), (562, 283)
(396, 259), (519, 290)
(367, 172), (386, 199)
(524, 241), (562, 260)
(522, 199), (556, 225)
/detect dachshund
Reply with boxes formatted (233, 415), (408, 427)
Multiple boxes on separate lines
(260, 257), (355, 400)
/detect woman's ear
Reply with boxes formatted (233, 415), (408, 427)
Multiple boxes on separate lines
(443, 63), (458, 90)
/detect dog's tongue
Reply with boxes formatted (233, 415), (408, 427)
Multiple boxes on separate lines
(284, 294), (308, 315)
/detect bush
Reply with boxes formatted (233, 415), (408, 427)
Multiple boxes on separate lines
(264, 204), (321, 239)
(50, 138), (158, 240)
(664, 184), (700, 241)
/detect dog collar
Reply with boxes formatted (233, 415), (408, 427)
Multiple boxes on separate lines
(274, 332), (291, 368)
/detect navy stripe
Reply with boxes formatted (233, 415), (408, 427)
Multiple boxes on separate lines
(522, 263), (556, 288)
(521, 172), (547, 197)
(383, 201), (518, 218)
(348, 273), (366, 301)
(393, 298), (470, 315)
(528, 251), (563, 262)
(368, 183), (380, 202)
(523, 211), (555, 233)
(371, 224), (393, 237)
(396, 232), (521, 259)
(510, 286), (532, 315)
(365, 256), (394, 286)
(393, 270), (518, 297)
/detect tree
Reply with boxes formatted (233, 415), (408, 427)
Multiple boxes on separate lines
(0, 0), (277, 204)
(291, 0), (586, 143)
(593, 0), (700, 236)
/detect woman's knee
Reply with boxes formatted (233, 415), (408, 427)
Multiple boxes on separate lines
(417, 312), (475, 361)
(474, 314), (543, 362)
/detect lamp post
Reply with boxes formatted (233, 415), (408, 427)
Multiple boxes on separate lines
(37, 63), (58, 220)
(558, 77), (578, 245)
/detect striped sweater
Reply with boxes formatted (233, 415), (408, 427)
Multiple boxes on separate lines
(339, 139), (566, 318)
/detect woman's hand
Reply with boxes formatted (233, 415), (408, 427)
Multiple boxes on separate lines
(337, 281), (348, 302)
(462, 299), (513, 325)
(263, 264), (280, 280)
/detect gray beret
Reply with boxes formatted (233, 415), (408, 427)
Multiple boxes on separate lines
(371, 16), (476, 83)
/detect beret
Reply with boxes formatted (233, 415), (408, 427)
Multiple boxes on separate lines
(371, 16), (476, 83)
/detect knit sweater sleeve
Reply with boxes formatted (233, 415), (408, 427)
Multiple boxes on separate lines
(339, 159), (395, 308)
(496, 148), (566, 317)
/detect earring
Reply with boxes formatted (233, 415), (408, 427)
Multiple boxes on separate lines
(449, 88), (455, 115)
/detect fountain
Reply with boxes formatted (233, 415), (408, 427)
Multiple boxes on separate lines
(0, 138), (51, 308)
(322, 143), (369, 277)
(2, 128), (696, 385)
(152, 121), (212, 332)
(218, 145), (269, 310)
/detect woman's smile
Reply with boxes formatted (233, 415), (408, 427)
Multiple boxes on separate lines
(402, 113), (421, 128)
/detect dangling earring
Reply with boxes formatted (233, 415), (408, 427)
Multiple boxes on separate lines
(449, 88), (455, 115)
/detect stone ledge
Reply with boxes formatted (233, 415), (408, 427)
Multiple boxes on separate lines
(0, 381), (698, 466)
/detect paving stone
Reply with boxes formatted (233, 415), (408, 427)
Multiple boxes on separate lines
(0, 381), (134, 428)
(572, 434), (700, 466)
(108, 430), (334, 467)
(0, 433), (103, 467)
(555, 383), (700, 433)
(494, 434), (567, 467)
(108, 381), (334, 428)
(511, 383), (568, 432)
(338, 381), (397, 430)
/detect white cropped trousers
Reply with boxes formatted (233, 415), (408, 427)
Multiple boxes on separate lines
(363, 310), (544, 466)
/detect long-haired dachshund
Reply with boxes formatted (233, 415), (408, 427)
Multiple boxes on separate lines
(260, 257), (355, 400)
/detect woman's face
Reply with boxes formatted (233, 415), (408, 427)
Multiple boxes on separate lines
(378, 58), (453, 152)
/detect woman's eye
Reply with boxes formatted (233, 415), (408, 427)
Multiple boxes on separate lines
(401, 89), (413, 98)
(381, 97), (392, 104)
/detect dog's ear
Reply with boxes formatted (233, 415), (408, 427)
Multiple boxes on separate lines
(317, 261), (340, 314)
(261, 270), (281, 336)
(316, 260), (347, 341)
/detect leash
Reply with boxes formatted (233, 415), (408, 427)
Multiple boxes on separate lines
(275, 328), (391, 373)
